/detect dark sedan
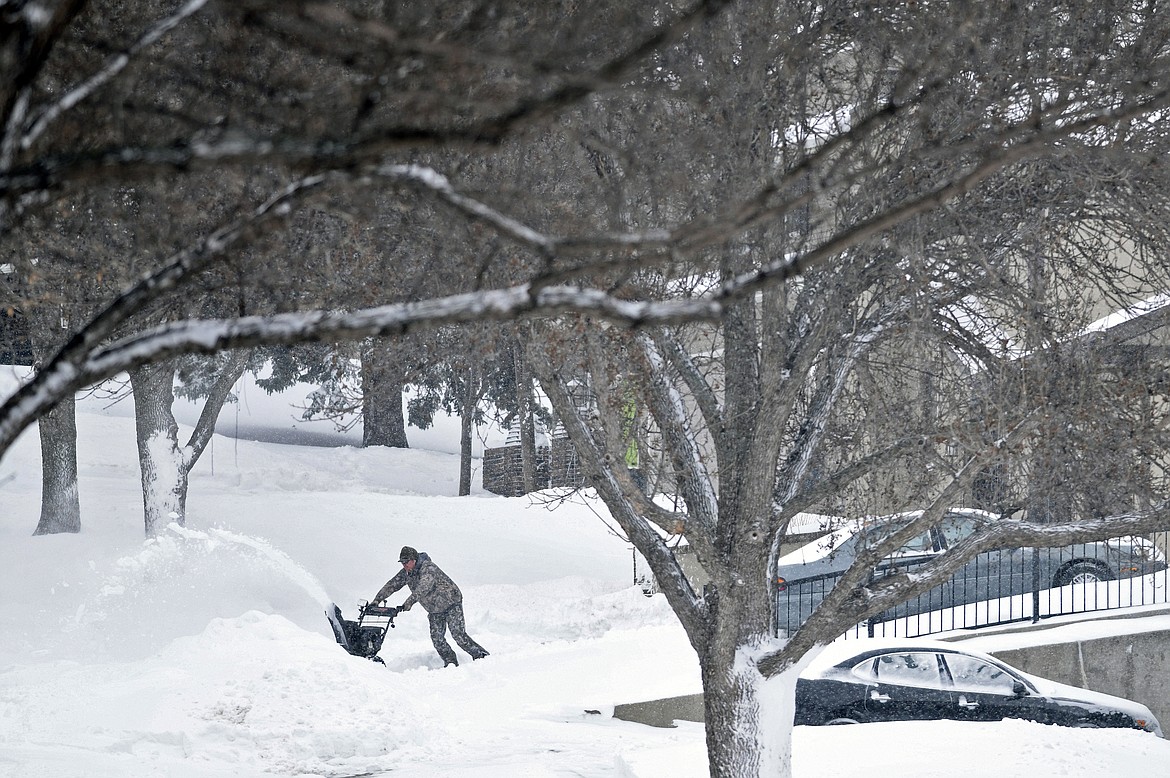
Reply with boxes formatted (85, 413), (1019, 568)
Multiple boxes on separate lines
(775, 509), (1167, 632)
(795, 640), (1162, 736)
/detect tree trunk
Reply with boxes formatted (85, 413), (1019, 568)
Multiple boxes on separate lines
(531, 319), (819, 776)
(702, 642), (811, 778)
(129, 361), (187, 535)
(361, 342), (408, 448)
(28, 311), (82, 536)
(32, 394), (81, 535)
(128, 352), (248, 535)
(459, 364), (477, 496)
(514, 343), (537, 492)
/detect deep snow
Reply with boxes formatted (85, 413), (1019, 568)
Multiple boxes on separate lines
(2, 365), (1169, 777)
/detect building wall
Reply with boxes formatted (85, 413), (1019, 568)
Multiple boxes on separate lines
(482, 445), (526, 497)
(482, 438), (584, 496)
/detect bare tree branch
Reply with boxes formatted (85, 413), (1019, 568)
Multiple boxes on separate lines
(0, 0), (733, 211)
(16, 0), (212, 157)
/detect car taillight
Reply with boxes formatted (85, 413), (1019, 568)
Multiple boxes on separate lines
(776, 577), (787, 592)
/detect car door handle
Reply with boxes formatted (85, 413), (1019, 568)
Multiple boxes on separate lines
(869, 690), (891, 703)
(957, 695), (979, 710)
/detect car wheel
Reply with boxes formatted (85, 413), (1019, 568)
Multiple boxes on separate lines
(825, 711), (866, 725)
(1055, 562), (1112, 587)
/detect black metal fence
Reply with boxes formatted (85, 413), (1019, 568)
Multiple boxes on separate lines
(776, 530), (1170, 639)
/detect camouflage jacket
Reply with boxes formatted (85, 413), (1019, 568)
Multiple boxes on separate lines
(374, 552), (463, 614)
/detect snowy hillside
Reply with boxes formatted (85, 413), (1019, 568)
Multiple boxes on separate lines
(2, 364), (1169, 777)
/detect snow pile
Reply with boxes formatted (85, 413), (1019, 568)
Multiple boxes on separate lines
(58, 524), (332, 662)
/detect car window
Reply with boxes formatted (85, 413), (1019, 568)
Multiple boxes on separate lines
(938, 514), (979, 547)
(944, 654), (1018, 695)
(871, 652), (944, 689)
(859, 524), (935, 556)
(850, 658), (878, 682)
(891, 532), (935, 555)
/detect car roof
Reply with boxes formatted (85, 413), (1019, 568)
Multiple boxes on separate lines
(778, 508), (999, 567)
(802, 637), (1006, 677)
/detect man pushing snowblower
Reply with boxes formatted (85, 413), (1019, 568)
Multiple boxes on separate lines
(371, 546), (489, 668)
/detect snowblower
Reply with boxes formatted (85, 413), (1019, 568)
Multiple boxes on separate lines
(327, 601), (398, 664)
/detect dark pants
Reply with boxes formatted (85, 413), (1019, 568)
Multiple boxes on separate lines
(428, 603), (488, 665)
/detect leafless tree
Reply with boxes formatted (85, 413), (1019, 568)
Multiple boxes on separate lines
(3, 2), (1170, 776)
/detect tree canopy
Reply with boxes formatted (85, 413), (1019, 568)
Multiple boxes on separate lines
(4, 2), (1170, 776)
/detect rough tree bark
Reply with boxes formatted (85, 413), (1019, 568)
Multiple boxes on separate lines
(28, 311), (81, 535)
(128, 352), (249, 535)
(361, 342), (408, 448)
(32, 393), (79, 535)
(129, 360), (185, 534)
(459, 363), (477, 496)
(513, 339), (538, 493)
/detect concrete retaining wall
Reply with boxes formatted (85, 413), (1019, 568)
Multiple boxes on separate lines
(949, 608), (1170, 728)
(613, 693), (705, 728)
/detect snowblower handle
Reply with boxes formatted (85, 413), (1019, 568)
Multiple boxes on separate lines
(363, 605), (396, 616)
(360, 604), (398, 625)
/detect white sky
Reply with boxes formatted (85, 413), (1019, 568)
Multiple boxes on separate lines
(1, 364), (1168, 777)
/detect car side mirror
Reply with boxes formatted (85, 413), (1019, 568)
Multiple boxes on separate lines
(1012, 681), (1028, 698)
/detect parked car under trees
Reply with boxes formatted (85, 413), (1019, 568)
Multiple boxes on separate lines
(775, 509), (1168, 635)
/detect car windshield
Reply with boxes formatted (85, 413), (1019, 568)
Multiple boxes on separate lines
(938, 513), (980, 547)
(857, 519), (934, 556)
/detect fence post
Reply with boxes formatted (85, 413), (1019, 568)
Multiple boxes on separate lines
(1031, 548), (1041, 623)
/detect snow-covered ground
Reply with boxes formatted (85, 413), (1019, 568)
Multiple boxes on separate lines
(2, 364), (1169, 777)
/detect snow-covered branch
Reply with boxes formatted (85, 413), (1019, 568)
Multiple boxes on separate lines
(381, 164), (557, 255)
(773, 322), (886, 509)
(18, 0), (211, 155)
(636, 332), (720, 542)
(761, 411), (1047, 675)
(0, 0), (91, 171)
(760, 461), (986, 677)
(0, 285), (721, 460)
(0, 0), (731, 209)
